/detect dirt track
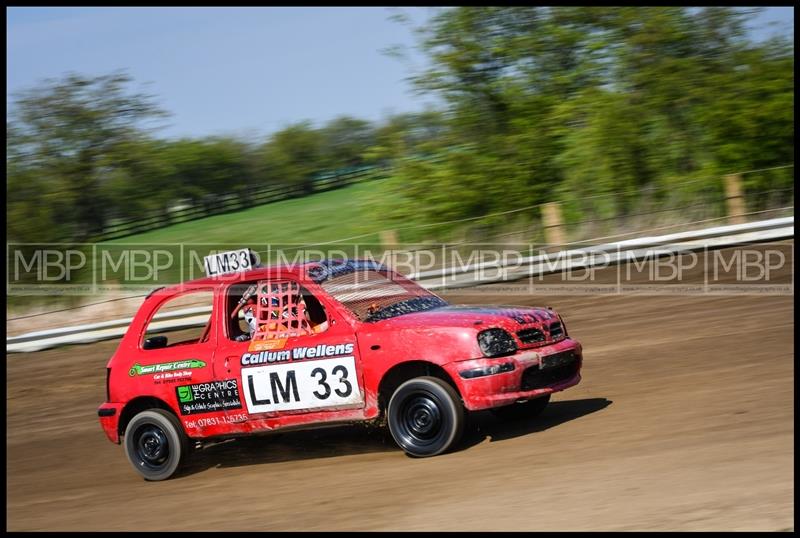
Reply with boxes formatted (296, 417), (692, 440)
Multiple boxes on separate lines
(6, 243), (794, 531)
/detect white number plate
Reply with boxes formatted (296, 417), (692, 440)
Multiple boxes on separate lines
(242, 356), (363, 414)
(203, 248), (254, 277)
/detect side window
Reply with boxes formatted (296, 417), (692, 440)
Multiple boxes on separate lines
(141, 289), (214, 350)
(226, 280), (328, 342)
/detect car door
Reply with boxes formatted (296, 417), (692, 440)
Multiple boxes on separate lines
(134, 286), (220, 410)
(216, 278), (365, 429)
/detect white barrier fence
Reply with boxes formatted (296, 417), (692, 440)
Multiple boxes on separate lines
(414, 216), (794, 289)
(6, 216), (793, 353)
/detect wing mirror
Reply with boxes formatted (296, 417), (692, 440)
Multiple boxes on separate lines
(143, 335), (168, 350)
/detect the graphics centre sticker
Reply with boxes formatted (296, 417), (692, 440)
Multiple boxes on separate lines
(175, 379), (242, 416)
(129, 359), (206, 377)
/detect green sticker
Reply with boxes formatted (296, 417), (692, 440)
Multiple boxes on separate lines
(128, 359), (206, 377)
(177, 386), (194, 403)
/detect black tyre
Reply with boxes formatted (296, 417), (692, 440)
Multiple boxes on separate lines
(124, 409), (188, 481)
(491, 394), (551, 421)
(387, 376), (465, 457)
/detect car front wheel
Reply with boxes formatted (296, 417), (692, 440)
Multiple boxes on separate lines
(124, 409), (188, 481)
(387, 376), (465, 457)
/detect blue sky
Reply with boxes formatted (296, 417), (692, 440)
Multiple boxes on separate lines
(6, 6), (794, 140)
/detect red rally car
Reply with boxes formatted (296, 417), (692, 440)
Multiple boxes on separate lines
(98, 255), (583, 480)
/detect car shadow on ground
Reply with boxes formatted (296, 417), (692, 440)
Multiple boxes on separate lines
(178, 397), (612, 478)
(460, 397), (613, 450)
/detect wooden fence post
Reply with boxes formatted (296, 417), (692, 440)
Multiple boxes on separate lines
(724, 174), (746, 225)
(541, 202), (566, 247)
(379, 230), (398, 248)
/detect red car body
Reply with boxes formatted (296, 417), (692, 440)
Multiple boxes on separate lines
(99, 259), (582, 478)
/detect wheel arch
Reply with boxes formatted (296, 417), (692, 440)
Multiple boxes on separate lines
(118, 396), (178, 439)
(377, 360), (461, 413)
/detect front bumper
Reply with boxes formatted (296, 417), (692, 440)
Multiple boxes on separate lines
(446, 338), (583, 411)
(97, 402), (124, 444)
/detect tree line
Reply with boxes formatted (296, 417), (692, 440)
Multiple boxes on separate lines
(7, 7), (794, 244)
(7, 71), (446, 242)
(378, 7), (794, 232)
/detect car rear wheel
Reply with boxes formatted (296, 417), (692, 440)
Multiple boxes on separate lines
(124, 409), (188, 481)
(491, 394), (551, 421)
(387, 376), (465, 457)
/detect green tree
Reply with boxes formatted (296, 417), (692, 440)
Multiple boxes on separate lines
(363, 110), (448, 163)
(103, 138), (178, 223)
(319, 116), (376, 169)
(259, 122), (325, 195)
(7, 72), (168, 240)
(383, 7), (793, 234)
(157, 137), (257, 211)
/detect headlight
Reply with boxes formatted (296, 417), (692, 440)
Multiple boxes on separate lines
(477, 328), (517, 357)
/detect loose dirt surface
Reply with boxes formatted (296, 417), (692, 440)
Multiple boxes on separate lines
(6, 244), (794, 531)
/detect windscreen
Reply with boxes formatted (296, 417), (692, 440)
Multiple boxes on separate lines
(320, 269), (448, 322)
